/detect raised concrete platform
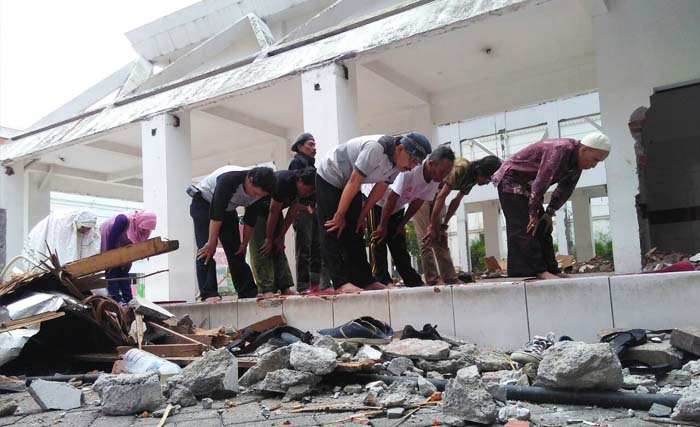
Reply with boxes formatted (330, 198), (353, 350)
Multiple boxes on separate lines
(163, 271), (700, 351)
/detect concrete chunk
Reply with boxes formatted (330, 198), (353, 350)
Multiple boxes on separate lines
(253, 369), (320, 394)
(671, 327), (700, 357)
(387, 357), (414, 375)
(443, 366), (498, 424)
(648, 403), (673, 418)
(387, 407), (405, 418)
(535, 341), (623, 390)
(621, 340), (684, 369)
(239, 346), (290, 387)
(166, 348), (238, 398)
(169, 384), (197, 407)
(0, 398), (18, 417)
(290, 342), (337, 375)
(28, 379), (84, 411)
(93, 372), (162, 415)
(672, 380), (700, 421)
(382, 339), (450, 360)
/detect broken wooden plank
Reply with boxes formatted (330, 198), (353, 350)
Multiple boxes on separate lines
(0, 311), (65, 333)
(243, 315), (286, 332)
(670, 327), (700, 356)
(64, 237), (179, 278)
(117, 344), (204, 358)
(146, 321), (210, 348)
(135, 314), (145, 350)
(162, 334), (213, 346)
(72, 273), (108, 291)
(335, 359), (376, 372)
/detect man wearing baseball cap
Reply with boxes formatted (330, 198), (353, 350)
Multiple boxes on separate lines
(492, 131), (611, 280)
(316, 132), (432, 293)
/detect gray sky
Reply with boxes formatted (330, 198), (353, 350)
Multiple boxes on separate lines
(0, 0), (198, 131)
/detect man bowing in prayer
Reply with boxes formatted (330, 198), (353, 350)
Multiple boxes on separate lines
(492, 131), (611, 280)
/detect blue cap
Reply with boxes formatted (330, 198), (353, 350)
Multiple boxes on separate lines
(399, 132), (432, 161)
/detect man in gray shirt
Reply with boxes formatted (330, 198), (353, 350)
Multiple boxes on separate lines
(316, 132), (432, 293)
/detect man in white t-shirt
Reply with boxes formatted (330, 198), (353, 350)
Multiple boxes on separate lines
(360, 146), (456, 287)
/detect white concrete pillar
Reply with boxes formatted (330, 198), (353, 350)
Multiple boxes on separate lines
(482, 200), (503, 260)
(25, 172), (51, 233)
(572, 193), (595, 262)
(413, 104), (440, 148)
(592, 0), (700, 271)
(141, 112), (196, 302)
(554, 209), (569, 255)
(0, 163), (25, 265)
(301, 62), (359, 158)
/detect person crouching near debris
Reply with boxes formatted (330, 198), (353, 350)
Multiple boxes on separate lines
(189, 166), (276, 302)
(419, 155), (503, 285)
(316, 132), (432, 293)
(100, 210), (157, 305)
(492, 132), (611, 280)
(23, 209), (101, 272)
(249, 168), (317, 298)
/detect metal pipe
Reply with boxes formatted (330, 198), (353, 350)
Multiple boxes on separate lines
(26, 374), (101, 385)
(503, 385), (681, 410)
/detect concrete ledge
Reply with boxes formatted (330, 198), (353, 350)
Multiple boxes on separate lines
(209, 301), (238, 329)
(282, 295), (334, 332)
(238, 298), (283, 330)
(610, 271), (700, 330)
(161, 302), (211, 328)
(526, 276), (613, 343)
(332, 291), (390, 327)
(388, 286), (455, 337)
(453, 282), (528, 350)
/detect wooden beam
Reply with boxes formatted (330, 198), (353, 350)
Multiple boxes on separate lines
(242, 314), (286, 332)
(0, 312), (65, 333)
(117, 344), (205, 358)
(146, 321), (210, 348)
(64, 237), (179, 278)
(202, 107), (288, 139)
(162, 334), (213, 346)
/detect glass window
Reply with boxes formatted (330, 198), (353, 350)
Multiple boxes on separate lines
(460, 133), (500, 162)
(505, 124), (548, 156)
(559, 114), (602, 139)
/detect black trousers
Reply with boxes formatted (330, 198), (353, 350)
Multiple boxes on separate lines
(190, 196), (258, 299)
(498, 184), (560, 277)
(368, 205), (424, 287)
(315, 174), (374, 289)
(293, 208), (329, 290)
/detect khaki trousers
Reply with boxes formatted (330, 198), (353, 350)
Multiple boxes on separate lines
(412, 202), (458, 285)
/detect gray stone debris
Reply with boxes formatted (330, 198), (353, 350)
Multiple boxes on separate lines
(470, 348), (514, 372)
(339, 353), (352, 362)
(28, 379), (84, 411)
(648, 403), (673, 418)
(622, 368), (657, 389)
(201, 398), (213, 409)
(313, 335), (342, 356)
(239, 346), (290, 387)
(0, 378), (26, 393)
(364, 390), (380, 406)
(387, 357), (414, 375)
(417, 375), (437, 397)
(683, 360), (700, 376)
(672, 380), (700, 421)
(251, 343), (281, 357)
(169, 384), (197, 407)
(443, 366), (498, 425)
(93, 372), (163, 416)
(534, 341), (623, 390)
(403, 371), (421, 378)
(343, 384), (363, 394)
(379, 380), (419, 407)
(0, 398), (18, 417)
(283, 384), (314, 402)
(481, 370), (521, 401)
(416, 357), (464, 375)
(252, 369), (320, 394)
(427, 371), (445, 380)
(387, 407), (405, 418)
(289, 342), (337, 375)
(166, 347), (238, 398)
(382, 339), (450, 360)
(340, 341), (360, 356)
(355, 345), (383, 360)
(497, 404), (531, 423)
(621, 341), (684, 369)
(658, 369), (692, 387)
(521, 362), (538, 383)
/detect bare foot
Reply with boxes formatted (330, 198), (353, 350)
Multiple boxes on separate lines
(446, 279), (468, 285)
(536, 271), (560, 280)
(426, 280), (446, 287)
(260, 292), (276, 298)
(204, 296), (222, 303)
(336, 283), (363, 293)
(282, 288), (298, 295)
(364, 282), (388, 291)
(556, 272), (572, 279)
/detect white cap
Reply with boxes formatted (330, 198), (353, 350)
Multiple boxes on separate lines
(580, 132), (611, 152)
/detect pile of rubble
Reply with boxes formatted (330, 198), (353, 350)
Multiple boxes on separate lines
(642, 247), (699, 272)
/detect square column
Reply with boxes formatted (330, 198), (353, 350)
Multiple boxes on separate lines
(141, 112), (196, 302)
(0, 163), (25, 268)
(301, 62), (359, 158)
(25, 171), (51, 233)
(554, 209), (570, 255)
(572, 193), (595, 262)
(482, 200), (504, 260)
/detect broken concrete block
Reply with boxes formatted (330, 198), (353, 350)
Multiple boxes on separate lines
(169, 384), (197, 407)
(0, 376), (26, 393)
(387, 357), (414, 375)
(671, 327), (700, 357)
(253, 369), (320, 394)
(622, 368), (657, 389)
(658, 369), (692, 387)
(672, 380), (700, 421)
(93, 372), (163, 415)
(471, 348), (514, 372)
(498, 404), (531, 423)
(534, 341), (623, 390)
(127, 295), (175, 321)
(28, 379), (84, 411)
(417, 375), (437, 397)
(152, 405), (180, 418)
(201, 398), (213, 409)
(355, 345), (383, 360)
(443, 366), (498, 425)
(313, 335), (341, 356)
(289, 342), (337, 375)
(166, 348), (238, 398)
(648, 403), (673, 418)
(0, 398), (18, 417)
(343, 384), (363, 394)
(364, 390), (380, 406)
(339, 342), (359, 356)
(239, 346), (290, 387)
(283, 384), (313, 402)
(382, 339), (450, 360)
(684, 360), (700, 375)
(621, 340), (684, 369)
(416, 357), (465, 375)
(387, 407), (405, 418)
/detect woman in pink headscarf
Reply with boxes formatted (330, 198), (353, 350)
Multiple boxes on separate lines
(100, 210), (157, 304)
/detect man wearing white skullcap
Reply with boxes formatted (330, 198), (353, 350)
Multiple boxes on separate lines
(492, 131), (610, 280)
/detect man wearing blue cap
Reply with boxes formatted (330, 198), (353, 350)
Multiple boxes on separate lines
(316, 132), (432, 293)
